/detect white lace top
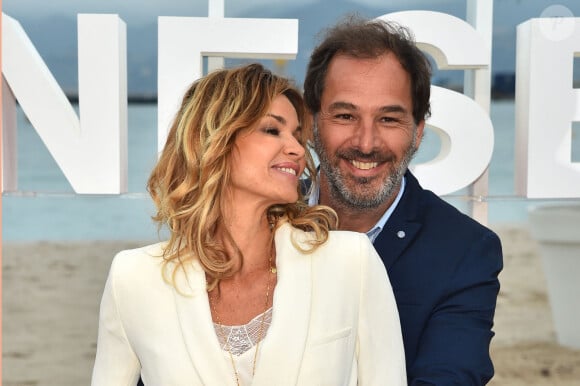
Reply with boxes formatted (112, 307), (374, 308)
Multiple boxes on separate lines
(213, 307), (273, 384)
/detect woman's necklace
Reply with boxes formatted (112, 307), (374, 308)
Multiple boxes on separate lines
(210, 251), (277, 386)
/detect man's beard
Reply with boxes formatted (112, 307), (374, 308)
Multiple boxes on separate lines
(314, 127), (417, 210)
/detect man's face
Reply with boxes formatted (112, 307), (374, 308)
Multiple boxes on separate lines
(314, 53), (424, 209)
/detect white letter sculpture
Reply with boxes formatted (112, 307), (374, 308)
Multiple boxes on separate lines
(1, 13), (128, 194)
(379, 11), (494, 196)
(157, 17), (298, 152)
(515, 17), (580, 198)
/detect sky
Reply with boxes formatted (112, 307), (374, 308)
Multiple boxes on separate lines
(3, 0), (464, 23)
(3, 0), (580, 95)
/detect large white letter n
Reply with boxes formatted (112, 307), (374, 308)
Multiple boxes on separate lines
(2, 13), (128, 194)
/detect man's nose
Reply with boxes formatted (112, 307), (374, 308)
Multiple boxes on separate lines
(351, 119), (379, 153)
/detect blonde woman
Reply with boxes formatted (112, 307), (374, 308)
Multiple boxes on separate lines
(91, 63), (406, 386)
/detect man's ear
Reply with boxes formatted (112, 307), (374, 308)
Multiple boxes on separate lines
(415, 120), (425, 147)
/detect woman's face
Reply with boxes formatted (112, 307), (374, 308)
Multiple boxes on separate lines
(229, 95), (306, 208)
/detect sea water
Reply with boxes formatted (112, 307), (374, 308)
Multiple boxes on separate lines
(2, 100), (578, 241)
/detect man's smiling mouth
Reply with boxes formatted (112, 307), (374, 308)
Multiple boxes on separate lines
(350, 160), (379, 170)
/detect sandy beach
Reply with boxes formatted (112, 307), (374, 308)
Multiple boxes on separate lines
(3, 225), (580, 385)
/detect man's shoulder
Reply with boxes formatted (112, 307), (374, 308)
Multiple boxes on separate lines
(404, 172), (496, 236)
(409, 193), (498, 249)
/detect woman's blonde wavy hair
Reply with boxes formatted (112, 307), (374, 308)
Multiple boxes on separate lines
(147, 63), (337, 290)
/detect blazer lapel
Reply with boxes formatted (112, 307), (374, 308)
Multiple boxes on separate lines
(376, 171), (424, 270)
(253, 223), (312, 385)
(172, 261), (232, 384)
(376, 220), (421, 269)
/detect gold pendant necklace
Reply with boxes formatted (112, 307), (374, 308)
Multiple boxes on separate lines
(210, 252), (276, 386)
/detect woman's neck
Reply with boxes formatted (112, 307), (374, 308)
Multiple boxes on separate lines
(220, 201), (274, 275)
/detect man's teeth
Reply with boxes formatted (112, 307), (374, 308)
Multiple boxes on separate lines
(351, 160), (378, 170)
(277, 167), (297, 175)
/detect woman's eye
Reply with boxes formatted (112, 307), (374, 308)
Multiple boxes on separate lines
(264, 127), (280, 136)
(293, 133), (304, 144)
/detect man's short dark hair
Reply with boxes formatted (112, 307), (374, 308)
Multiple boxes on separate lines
(304, 14), (432, 124)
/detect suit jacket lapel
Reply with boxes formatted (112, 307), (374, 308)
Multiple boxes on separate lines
(253, 223), (312, 385)
(376, 171), (423, 270)
(172, 261), (232, 384)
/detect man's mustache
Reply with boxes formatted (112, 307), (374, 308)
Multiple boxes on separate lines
(336, 149), (395, 163)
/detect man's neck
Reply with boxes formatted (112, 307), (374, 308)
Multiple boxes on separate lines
(319, 182), (396, 233)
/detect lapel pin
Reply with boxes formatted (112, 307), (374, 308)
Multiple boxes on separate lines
(396, 230), (406, 239)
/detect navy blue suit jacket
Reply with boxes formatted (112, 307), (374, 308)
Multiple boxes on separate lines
(378, 171), (503, 385)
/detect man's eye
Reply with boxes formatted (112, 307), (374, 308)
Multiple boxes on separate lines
(335, 114), (354, 120)
(380, 116), (397, 123)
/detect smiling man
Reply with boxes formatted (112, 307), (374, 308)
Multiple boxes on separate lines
(314, 52), (420, 231)
(304, 15), (503, 385)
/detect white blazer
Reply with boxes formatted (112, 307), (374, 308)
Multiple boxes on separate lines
(91, 223), (406, 385)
